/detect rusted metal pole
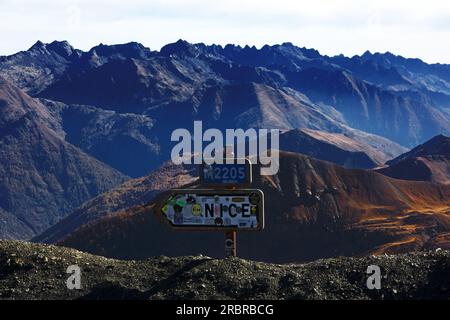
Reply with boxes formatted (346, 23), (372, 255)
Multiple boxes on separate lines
(225, 231), (237, 257)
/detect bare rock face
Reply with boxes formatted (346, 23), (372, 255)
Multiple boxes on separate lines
(280, 128), (395, 168)
(0, 240), (448, 300)
(37, 98), (164, 178)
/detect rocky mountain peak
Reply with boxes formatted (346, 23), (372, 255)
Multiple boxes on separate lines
(46, 40), (76, 58)
(160, 39), (199, 57)
(87, 42), (152, 60)
(28, 40), (46, 51)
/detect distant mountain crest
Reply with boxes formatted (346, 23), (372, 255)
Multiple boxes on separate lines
(88, 42), (153, 59)
(378, 135), (450, 185)
(2, 39), (449, 147)
(28, 40), (79, 59)
(387, 134), (450, 166)
(160, 39), (199, 57)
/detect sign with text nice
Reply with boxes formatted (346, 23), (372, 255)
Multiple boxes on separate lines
(159, 189), (264, 231)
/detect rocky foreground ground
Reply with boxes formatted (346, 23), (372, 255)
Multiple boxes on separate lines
(0, 240), (448, 300)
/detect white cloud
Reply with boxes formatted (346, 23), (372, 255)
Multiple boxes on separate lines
(0, 0), (450, 63)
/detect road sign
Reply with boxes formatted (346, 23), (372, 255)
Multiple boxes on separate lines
(158, 189), (264, 231)
(199, 158), (252, 185)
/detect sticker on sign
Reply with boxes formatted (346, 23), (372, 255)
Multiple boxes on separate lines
(159, 189), (264, 230)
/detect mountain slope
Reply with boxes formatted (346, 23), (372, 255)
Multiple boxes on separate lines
(34, 129), (405, 245)
(34, 162), (196, 243)
(377, 135), (450, 184)
(280, 128), (391, 168)
(0, 77), (128, 239)
(203, 42), (450, 145)
(38, 99), (163, 177)
(57, 152), (450, 262)
(282, 67), (450, 147)
(386, 134), (450, 164)
(41, 79), (406, 176)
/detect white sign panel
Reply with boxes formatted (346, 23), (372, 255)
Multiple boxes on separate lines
(159, 189), (264, 230)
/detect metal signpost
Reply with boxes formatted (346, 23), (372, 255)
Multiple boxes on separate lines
(157, 151), (264, 257)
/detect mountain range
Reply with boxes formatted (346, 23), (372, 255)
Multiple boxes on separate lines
(1, 40), (450, 257)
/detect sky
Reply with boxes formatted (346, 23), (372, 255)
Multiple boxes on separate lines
(1, 0), (450, 64)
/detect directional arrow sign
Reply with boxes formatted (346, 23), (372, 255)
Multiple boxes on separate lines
(158, 189), (264, 231)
